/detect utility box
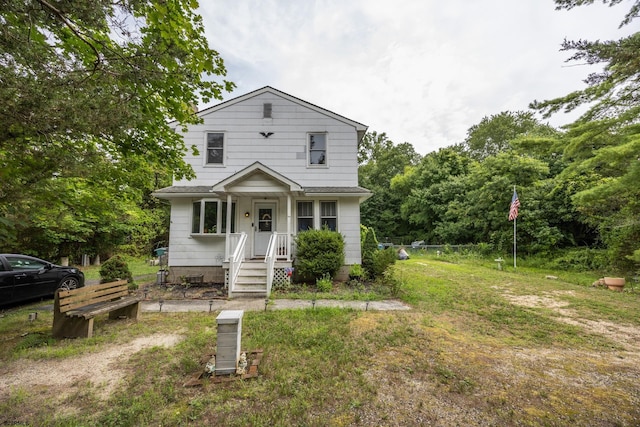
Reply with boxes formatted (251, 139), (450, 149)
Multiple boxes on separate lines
(215, 310), (244, 375)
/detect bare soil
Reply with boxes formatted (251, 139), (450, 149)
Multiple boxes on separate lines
(0, 334), (183, 404)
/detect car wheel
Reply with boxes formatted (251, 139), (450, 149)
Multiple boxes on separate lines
(59, 276), (79, 291)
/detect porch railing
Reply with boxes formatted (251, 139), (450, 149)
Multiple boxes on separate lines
(226, 233), (245, 261)
(264, 233), (277, 297)
(228, 232), (247, 297)
(264, 232), (290, 297)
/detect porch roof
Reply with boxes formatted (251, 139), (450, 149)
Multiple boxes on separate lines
(152, 185), (372, 200)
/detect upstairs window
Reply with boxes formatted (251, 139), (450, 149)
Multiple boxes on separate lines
(263, 103), (272, 118)
(297, 201), (314, 231)
(320, 201), (337, 231)
(206, 132), (224, 165)
(192, 200), (236, 234)
(308, 133), (327, 166)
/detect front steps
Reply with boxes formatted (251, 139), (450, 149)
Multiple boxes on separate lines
(231, 261), (268, 298)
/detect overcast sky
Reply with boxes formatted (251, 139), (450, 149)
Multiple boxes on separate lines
(197, 0), (632, 155)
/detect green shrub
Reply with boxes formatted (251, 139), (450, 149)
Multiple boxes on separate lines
(361, 225), (378, 279)
(295, 228), (345, 281)
(550, 248), (609, 272)
(348, 264), (365, 280)
(376, 264), (403, 297)
(316, 274), (333, 292)
(99, 255), (134, 284)
(372, 247), (397, 279)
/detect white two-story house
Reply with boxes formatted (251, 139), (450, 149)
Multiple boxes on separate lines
(153, 86), (370, 297)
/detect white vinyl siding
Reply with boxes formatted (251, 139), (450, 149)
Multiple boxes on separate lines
(174, 91), (360, 187)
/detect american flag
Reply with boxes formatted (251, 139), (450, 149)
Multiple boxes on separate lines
(509, 189), (520, 221)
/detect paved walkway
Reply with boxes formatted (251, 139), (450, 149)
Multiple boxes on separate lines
(142, 298), (411, 313)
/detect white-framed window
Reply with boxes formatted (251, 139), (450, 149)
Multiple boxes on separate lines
(206, 132), (224, 165)
(308, 133), (327, 166)
(192, 200), (236, 234)
(297, 201), (314, 231)
(320, 201), (337, 231)
(295, 200), (338, 232)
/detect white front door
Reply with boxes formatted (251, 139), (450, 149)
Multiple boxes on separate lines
(254, 203), (276, 257)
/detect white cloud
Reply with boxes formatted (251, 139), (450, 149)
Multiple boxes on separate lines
(198, 0), (633, 154)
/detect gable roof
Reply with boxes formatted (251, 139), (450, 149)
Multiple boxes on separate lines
(210, 161), (303, 193)
(197, 86), (368, 142)
(152, 163), (372, 201)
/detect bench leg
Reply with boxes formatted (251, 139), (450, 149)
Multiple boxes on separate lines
(52, 315), (94, 339)
(108, 302), (140, 321)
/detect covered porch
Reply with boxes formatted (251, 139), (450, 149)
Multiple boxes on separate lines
(213, 162), (302, 297)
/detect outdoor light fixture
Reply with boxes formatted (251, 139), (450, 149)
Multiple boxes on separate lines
(244, 211), (250, 218)
(209, 300), (214, 313)
(265, 298), (269, 311)
(159, 299), (164, 312)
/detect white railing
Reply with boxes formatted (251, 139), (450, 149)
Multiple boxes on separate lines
(228, 232), (247, 297)
(264, 233), (290, 296)
(264, 233), (277, 297)
(226, 233), (245, 260)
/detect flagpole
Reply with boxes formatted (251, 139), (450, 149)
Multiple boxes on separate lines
(513, 215), (517, 271)
(513, 185), (517, 271)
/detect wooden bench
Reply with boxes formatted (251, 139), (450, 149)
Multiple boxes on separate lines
(52, 279), (141, 339)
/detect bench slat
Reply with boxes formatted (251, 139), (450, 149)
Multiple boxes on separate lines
(66, 296), (141, 319)
(60, 290), (131, 312)
(57, 279), (128, 298)
(57, 280), (130, 313)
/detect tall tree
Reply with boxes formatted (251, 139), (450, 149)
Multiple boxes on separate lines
(531, 1), (640, 126)
(462, 111), (556, 160)
(358, 132), (421, 243)
(392, 147), (471, 244)
(0, 0), (233, 253)
(531, 0), (640, 269)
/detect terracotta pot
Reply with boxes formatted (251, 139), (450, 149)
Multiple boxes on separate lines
(604, 277), (625, 292)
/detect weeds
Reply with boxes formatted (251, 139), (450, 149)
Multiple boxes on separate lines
(2, 255), (640, 425)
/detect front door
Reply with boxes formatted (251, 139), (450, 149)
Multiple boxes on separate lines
(254, 203), (276, 257)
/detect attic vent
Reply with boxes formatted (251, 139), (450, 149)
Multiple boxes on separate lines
(263, 103), (272, 118)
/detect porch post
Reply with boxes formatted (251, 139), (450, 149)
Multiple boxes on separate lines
(286, 194), (292, 261)
(225, 193), (232, 260)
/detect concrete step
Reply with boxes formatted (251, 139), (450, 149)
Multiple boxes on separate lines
(235, 278), (267, 286)
(234, 284), (267, 292)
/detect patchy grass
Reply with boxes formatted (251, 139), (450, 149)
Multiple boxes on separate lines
(80, 256), (160, 281)
(1, 254), (640, 426)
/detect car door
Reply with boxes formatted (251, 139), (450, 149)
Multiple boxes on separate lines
(7, 255), (58, 303)
(0, 256), (16, 305)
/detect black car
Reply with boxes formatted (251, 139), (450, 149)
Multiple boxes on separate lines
(0, 254), (85, 306)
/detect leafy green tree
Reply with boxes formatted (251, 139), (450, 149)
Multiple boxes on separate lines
(392, 147), (471, 243)
(358, 131), (421, 243)
(562, 121), (640, 269)
(531, 0), (640, 269)
(462, 111), (556, 160)
(0, 0), (232, 254)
